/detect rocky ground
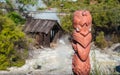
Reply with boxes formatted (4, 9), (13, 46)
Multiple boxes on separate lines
(0, 36), (120, 75)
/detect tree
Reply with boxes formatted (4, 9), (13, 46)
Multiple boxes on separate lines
(0, 0), (37, 15)
(0, 12), (27, 70)
(16, 0), (37, 12)
(44, 0), (120, 48)
(95, 31), (107, 49)
(7, 11), (26, 25)
(0, 0), (37, 70)
(61, 14), (73, 33)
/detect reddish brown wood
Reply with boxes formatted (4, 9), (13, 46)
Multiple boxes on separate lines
(72, 10), (92, 75)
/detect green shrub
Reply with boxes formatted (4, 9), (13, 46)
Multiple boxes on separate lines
(0, 15), (28, 70)
(37, 7), (47, 11)
(44, 0), (120, 44)
(7, 12), (26, 25)
(111, 34), (120, 43)
(95, 31), (108, 49)
(61, 14), (73, 33)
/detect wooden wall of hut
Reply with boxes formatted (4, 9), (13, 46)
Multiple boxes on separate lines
(58, 30), (63, 38)
(43, 32), (51, 47)
(35, 32), (50, 47)
(24, 19), (63, 48)
(35, 33), (40, 45)
(52, 30), (62, 43)
(39, 33), (44, 46)
(34, 30), (63, 48)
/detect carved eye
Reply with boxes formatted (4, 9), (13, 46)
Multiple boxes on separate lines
(76, 27), (80, 32)
(82, 11), (87, 16)
(89, 28), (91, 31)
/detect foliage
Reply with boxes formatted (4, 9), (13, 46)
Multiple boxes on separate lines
(0, 0), (37, 13)
(5, 0), (14, 11)
(90, 50), (120, 75)
(17, 0), (37, 5)
(111, 33), (120, 43)
(43, 0), (120, 48)
(7, 12), (25, 25)
(16, 0), (37, 12)
(95, 31), (107, 49)
(44, 0), (120, 32)
(0, 15), (28, 70)
(84, 0), (90, 4)
(37, 7), (47, 11)
(0, 0), (37, 70)
(61, 14), (73, 33)
(90, 50), (102, 75)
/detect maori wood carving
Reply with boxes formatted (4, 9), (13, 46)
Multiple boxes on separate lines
(72, 10), (92, 75)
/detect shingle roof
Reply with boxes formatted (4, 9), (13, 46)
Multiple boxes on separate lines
(24, 19), (62, 34)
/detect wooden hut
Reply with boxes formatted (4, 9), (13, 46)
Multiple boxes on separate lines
(24, 19), (63, 47)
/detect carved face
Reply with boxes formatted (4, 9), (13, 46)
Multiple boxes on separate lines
(73, 10), (92, 36)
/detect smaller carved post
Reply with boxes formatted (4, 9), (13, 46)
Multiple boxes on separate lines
(72, 10), (92, 75)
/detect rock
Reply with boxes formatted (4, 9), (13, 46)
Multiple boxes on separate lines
(113, 45), (120, 53)
(115, 65), (120, 73)
(27, 71), (33, 75)
(33, 65), (41, 69)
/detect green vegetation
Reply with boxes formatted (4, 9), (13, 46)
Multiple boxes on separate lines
(7, 12), (26, 25)
(0, 0), (37, 70)
(18, 0), (37, 5)
(95, 31), (107, 49)
(43, 0), (120, 48)
(16, 0), (37, 12)
(0, 15), (28, 70)
(61, 14), (73, 33)
(0, 0), (37, 13)
(37, 7), (47, 11)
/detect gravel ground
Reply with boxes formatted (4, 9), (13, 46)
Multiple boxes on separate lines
(0, 38), (120, 75)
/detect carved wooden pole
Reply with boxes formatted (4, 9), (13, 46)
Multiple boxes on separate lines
(72, 10), (92, 75)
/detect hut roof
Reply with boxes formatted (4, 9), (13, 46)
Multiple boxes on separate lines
(24, 19), (62, 34)
(28, 8), (60, 24)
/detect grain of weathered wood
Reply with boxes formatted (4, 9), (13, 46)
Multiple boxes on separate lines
(24, 19), (63, 47)
(24, 19), (62, 34)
